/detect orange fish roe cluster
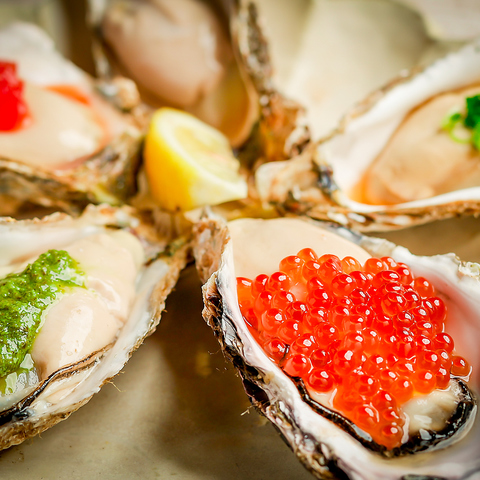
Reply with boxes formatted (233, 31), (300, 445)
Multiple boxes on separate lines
(236, 249), (472, 450)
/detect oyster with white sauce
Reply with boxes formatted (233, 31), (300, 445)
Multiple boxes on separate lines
(256, 39), (480, 231)
(194, 214), (479, 479)
(0, 203), (190, 450)
(0, 22), (146, 215)
(89, 0), (309, 161)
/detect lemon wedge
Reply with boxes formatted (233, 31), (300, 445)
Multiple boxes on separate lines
(144, 107), (248, 211)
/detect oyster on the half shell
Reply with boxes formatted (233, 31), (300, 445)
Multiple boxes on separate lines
(194, 214), (479, 479)
(0, 22), (146, 215)
(256, 39), (480, 231)
(89, 0), (310, 163)
(0, 204), (190, 450)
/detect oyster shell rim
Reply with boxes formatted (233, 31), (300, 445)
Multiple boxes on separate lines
(257, 39), (480, 232)
(0, 203), (192, 451)
(194, 214), (480, 480)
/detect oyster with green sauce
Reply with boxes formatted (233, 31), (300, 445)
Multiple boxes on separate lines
(194, 214), (479, 479)
(255, 39), (480, 231)
(0, 22), (146, 216)
(0, 204), (190, 450)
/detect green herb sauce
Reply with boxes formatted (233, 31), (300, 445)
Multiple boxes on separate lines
(442, 94), (480, 150)
(0, 250), (84, 378)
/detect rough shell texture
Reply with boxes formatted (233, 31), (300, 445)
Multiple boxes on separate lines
(193, 215), (480, 480)
(255, 39), (480, 232)
(0, 129), (143, 214)
(0, 204), (191, 450)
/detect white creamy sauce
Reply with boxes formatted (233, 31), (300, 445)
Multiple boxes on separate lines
(30, 230), (145, 379)
(0, 84), (105, 169)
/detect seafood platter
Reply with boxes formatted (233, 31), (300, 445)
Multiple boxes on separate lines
(0, 0), (480, 478)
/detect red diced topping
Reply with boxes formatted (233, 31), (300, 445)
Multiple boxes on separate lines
(0, 61), (28, 131)
(236, 248), (471, 450)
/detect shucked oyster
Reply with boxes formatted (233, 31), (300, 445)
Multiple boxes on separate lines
(0, 22), (145, 215)
(89, 0), (309, 160)
(256, 39), (480, 231)
(194, 215), (479, 479)
(0, 204), (190, 450)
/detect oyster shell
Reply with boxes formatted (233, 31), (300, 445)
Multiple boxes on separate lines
(0, 22), (146, 215)
(194, 214), (480, 479)
(0, 203), (190, 450)
(255, 39), (480, 232)
(394, 0), (480, 41)
(89, 0), (309, 161)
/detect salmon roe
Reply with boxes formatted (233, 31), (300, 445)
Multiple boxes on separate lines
(236, 252), (471, 450)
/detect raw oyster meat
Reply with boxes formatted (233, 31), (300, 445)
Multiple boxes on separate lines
(0, 22), (146, 215)
(255, 38), (480, 231)
(89, 0), (309, 160)
(194, 214), (479, 479)
(0, 203), (190, 450)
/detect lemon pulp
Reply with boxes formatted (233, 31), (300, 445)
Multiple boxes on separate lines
(144, 107), (248, 211)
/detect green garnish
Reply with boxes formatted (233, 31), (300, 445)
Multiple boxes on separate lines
(0, 250), (85, 378)
(442, 94), (480, 150)
(465, 95), (480, 129)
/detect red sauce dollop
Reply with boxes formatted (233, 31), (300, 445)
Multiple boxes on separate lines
(0, 61), (28, 131)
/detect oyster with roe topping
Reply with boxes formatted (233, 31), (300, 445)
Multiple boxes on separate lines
(0, 22), (146, 215)
(255, 39), (480, 231)
(0, 203), (190, 450)
(194, 214), (479, 479)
